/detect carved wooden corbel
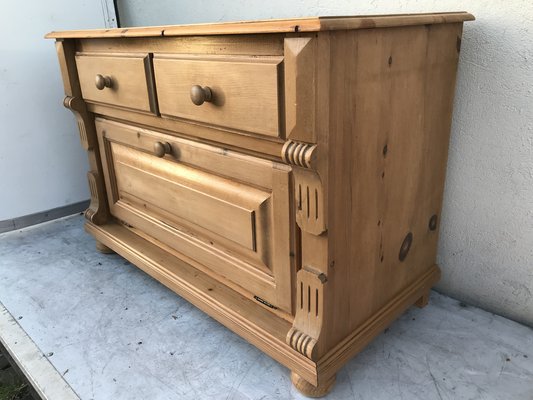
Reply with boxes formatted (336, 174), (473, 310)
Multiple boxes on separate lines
(63, 96), (96, 151)
(63, 95), (108, 225)
(292, 167), (326, 235)
(84, 171), (108, 225)
(286, 267), (327, 360)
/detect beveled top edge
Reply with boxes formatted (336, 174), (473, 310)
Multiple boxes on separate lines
(45, 12), (474, 39)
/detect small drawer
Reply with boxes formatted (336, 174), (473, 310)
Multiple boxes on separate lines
(76, 52), (157, 113)
(153, 54), (283, 138)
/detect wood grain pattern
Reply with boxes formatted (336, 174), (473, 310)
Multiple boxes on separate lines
(323, 24), (464, 352)
(48, 14), (472, 397)
(153, 54), (283, 137)
(45, 12), (474, 39)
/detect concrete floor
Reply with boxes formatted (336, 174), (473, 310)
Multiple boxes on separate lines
(0, 215), (532, 400)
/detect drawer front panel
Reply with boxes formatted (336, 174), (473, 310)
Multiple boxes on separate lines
(153, 55), (283, 137)
(111, 143), (268, 251)
(76, 53), (157, 113)
(96, 118), (292, 312)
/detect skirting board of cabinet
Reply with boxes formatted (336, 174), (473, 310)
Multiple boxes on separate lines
(85, 220), (440, 389)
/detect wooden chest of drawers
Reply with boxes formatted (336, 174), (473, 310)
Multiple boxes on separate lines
(47, 12), (474, 396)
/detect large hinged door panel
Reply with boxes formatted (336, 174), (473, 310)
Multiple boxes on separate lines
(96, 118), (293, 312)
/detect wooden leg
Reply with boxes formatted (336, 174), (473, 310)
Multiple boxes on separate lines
(95, 240), (114, 254)
(415, 290), (430, 308)
(291, 372), (335, 398)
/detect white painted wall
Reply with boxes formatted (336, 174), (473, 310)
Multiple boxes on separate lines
(117, 0), (533, 326)
(0, 1), (106, 220)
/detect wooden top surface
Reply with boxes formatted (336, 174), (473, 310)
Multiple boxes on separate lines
(45, 12), (474, 39)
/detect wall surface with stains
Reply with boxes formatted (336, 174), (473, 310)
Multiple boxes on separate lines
(117, 0), (533, 326)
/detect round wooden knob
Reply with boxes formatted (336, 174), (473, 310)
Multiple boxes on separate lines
(153, 141), (171, 158)
(190, 85), (213, 106)
(95, 74), (113, 90)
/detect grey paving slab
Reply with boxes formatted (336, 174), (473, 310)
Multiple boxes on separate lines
(0, 215), (532, 400)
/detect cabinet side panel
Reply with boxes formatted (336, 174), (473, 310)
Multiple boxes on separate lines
(326, 24), (463, 344)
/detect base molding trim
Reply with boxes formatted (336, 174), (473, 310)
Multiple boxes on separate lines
(85, 220), (441, 390)
(316, 265), (440, 379)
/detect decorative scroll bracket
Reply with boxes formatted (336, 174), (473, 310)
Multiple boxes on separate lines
(63, 95), (108, 225)
(292, 167), (326, 235)
(85, 171), (108, 225)
(287, 267), (327, 360)
(282, 140), (317, 169)
(63, 96), (96, 151)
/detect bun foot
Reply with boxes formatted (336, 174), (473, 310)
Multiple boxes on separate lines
(95, 240), (114, 254)
(415, 290), (430, 308)
(291, 372), (335, 398)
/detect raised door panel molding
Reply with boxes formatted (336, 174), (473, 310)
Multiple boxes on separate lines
(111, 142), (269, 252)
(95, 119), (293, 313)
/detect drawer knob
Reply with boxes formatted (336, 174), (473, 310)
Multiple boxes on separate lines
(95, 74), (113, 90)
(153, 141), (171, 158)
(190, 85), (213, 106)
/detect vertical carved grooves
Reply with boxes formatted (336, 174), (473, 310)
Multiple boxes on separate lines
(63, 96), (96, 151)
(300, 281), (303, 308)
(306, 186), (310, 219)
(286, 268), (326, 360)
(315, 288), (319, 317)
(88, 172), (98, 199)
(77, 120), (88, 149)
(281, 140), (317, 169)
(315, 188), (319, 219)
(292, 168), (326, 235)
(299, 277), (320, 318)
(298, 184), (302, 210)
(85, 171), (107, 225)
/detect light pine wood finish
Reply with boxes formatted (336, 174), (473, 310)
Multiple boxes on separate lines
(96, 118), (293, 312)
(46, 12), (473, 38)
(154, 54), (283, 137)
(76, 52), (158, 113)
(48, 13), (473, 397)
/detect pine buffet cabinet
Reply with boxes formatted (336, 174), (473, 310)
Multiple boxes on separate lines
(47, 12), (474, 397)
